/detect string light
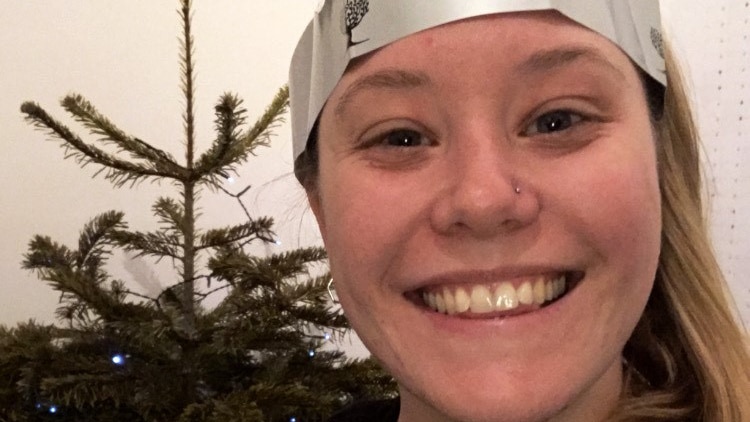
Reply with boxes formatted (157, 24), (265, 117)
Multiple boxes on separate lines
(111, 354), (125, 365)
(37, 402), (59, 413)
(274, 239), (282, 246)
(323, 332), (331, 341)
(227, 176), (235, 184)
(289, 418), (297, 422)
(308, 349), (316, 357)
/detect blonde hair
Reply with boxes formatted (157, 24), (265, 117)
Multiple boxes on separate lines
(612, 47), (750, 421)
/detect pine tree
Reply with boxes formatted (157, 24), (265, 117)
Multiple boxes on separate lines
(1, 2), (395, 421)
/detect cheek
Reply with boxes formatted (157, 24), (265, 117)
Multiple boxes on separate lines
(316, 166), (421, 294)
(598, 149), (661, 252)
(548, 137), (662, 287)
(315, 169), (426, 356)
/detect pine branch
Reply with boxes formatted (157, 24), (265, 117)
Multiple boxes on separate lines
(194, 282), (232, 302)
(288, 304), (349, 332)
(197, 217), (275, 250)
(328, 358), (398, 401)
(54, 300), (95, 325)
(179, 393), (263, 422)
(152, 197), (186, 235)
(208, 246), (326, 291)
(23, 235), (75, 273)
(264, 247), (328, 280)
(179, 0), (196, 169)
(281, 275), (349, 330)
(20, 102), (183, 187)
(193, 94), (246, 184)
(205, 250), (263, 289)
(194, 87), (289, 186)
(23, 234), (151, 326)
(74, 211), (126, 271)
(61, 94), (184, 175)
(41, 372), (125, 409)
(280, 273), (331, 303)
(243, 85), (289, 154)
(208, 314), (307, 355)
(108, 230), (182, 260)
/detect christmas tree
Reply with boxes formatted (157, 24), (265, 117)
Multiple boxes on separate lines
(0, 1), (395, 421)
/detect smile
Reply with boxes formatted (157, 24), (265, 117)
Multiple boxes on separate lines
(418, 272), (581, 317)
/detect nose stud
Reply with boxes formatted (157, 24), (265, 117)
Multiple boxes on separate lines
(514, 184), (521, 194)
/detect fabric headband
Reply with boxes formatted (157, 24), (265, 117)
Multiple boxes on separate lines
(289, 0), (666, 164)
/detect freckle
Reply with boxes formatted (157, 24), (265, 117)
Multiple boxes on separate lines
(422, 35), (435, 48)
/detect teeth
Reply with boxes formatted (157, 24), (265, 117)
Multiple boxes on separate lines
(426, 291), (437, 309)
(545, 280), (554, 301)
(435, 293), (446, 314)
(533, 278), (546, 305)
(422, 275), (568, 315)
(442, 287), (457, 315)
(493, 282), (518, 311)
(470, 285), (494, 313)
(553, 276), (562, 297)
(454, 288), (471, 313)
(517, 281), (534, 305)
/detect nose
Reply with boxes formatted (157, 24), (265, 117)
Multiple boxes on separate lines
(430, 138), (540, 238)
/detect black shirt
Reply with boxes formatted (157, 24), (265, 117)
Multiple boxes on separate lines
(328, 398), (400, 422)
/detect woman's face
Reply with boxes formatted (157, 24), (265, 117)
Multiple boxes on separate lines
(309, 11), (662, 422)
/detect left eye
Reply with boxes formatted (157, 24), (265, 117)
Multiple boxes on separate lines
(525, 110), (583, 135)
(383, 129), (425, 147)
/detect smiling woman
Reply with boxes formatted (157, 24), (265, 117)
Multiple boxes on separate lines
(289, 1), (750, 421)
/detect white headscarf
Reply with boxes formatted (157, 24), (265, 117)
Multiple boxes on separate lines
(289, 0), (666, 162)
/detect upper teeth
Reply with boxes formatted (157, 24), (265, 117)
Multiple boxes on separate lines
(421, 275), (566, 315)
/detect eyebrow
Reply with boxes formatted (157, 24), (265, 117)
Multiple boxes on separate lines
(334, 69), (432, 119)
(517, 46), (626, 80)
(332, 46), (625, 119)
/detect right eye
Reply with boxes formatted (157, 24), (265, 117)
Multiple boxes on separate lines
(382, 129), (425, 147)
(357, 125), (435, 168)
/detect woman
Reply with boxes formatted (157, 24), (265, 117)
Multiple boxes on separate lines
(289, 1), (750, 421)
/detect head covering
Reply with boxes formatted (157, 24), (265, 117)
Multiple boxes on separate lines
(289, 0), (665, 164)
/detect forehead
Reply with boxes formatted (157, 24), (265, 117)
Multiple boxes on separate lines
(329, 11), (638, 102)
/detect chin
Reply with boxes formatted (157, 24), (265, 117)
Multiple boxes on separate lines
(396, 354), (623, 422)
(338, 266), (643, 422)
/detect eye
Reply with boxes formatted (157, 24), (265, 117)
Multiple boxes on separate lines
(357, 125), (434, 168)
(524, 110), (584, 136)
(382, 129), (425, 147)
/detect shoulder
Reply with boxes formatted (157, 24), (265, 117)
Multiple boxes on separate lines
(327, 398), (400, 422)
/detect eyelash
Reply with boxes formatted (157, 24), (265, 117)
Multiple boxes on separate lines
(522, 109), (586, 137)
(360, 108), (592, 151)
(381, 128), (428, 147)
(360, 124), (433, 150)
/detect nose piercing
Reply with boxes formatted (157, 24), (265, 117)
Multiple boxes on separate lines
(514, 185), (521, 194)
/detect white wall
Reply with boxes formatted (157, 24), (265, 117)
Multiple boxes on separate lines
(666, 1), (750, 328)
(0, 1), (747, 329)
(0, 1), (320, 323)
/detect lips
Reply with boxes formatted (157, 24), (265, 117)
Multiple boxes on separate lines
(414, 271), (581, 318)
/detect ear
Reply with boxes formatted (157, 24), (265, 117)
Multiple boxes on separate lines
(306, 189), (328, 243)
